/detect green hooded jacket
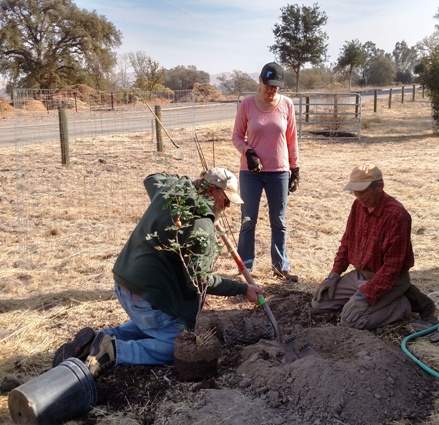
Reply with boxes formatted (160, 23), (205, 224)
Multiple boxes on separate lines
(112, 173), (247, 329)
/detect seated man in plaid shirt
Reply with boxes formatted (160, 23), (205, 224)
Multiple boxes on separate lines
(312, 164), (435, 330)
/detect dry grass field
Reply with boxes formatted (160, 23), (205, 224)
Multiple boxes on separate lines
(0, 94), (438, 424)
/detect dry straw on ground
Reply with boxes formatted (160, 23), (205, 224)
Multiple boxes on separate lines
(0, 95), (438, 424)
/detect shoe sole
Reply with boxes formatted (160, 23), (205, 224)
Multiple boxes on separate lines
(272, 271), (299, 283)
(86, 332), (115, 377)
(52, 327), (96, 368)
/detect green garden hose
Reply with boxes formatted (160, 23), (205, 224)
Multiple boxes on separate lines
(401, 323), (439, 378)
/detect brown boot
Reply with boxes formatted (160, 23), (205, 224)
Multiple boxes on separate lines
(405, 285), (436, 321)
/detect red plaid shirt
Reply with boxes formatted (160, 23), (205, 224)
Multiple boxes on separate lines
(332, 192), (414, 304)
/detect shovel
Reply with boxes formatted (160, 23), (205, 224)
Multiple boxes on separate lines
(215, 222), (283, 343)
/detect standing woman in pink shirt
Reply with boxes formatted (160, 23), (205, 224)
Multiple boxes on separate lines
(232, 62), (299, 282)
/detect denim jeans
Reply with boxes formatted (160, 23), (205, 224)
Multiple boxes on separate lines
(102, 283), (187, 366)
(238, 170), (290, 272)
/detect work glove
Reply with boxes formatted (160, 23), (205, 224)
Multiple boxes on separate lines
(341, 292), (370, 323)
(289, 167), (300, 193)
(245, 149), (262, 172)
(313, 272), (340, 302)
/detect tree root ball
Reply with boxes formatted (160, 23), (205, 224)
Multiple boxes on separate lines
(173, 331), (221, 382)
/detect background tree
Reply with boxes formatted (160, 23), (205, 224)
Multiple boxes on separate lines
(360, 41), (386, 85)
(416, 33), (439, 59)
(113, 53), (131, 89)
(366, 54), (396, 86)
(128, 51), (165, 92)
(0, 0), (121, 91)
(416, 47), (439, 133)
(270, 3), (328, 92)
(336, 39), (367, 91)
(217, 70), (258, 95)
(297, 66), (329, 89)
(164, 65), (210, 91)
(392, 41), (418, 83)
(416, 7), (439, 133)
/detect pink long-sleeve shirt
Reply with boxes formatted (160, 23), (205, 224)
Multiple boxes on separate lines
(232, 95), (298, 172)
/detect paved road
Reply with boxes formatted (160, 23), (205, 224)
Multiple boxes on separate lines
(0, 88), (423, 146)
(0, 103), (239, 146)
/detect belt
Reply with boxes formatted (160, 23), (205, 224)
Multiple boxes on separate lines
(118, 284), (140, 297)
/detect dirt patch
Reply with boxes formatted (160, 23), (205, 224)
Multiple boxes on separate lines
(84, 290), (437, 425)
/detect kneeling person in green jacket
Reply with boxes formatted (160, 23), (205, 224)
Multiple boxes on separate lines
(53, 167), (263, 377)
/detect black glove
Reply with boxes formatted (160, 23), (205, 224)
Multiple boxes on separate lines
(245, 149), (262, 172)
(289, 167), (300, 193)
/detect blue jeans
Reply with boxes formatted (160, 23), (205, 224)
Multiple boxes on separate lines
(102, 283), (187, 366)
(238, 170), (290, 272)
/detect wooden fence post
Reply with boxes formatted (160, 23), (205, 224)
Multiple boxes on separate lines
(154, 105), (163, 152)
(374, 90), (378, 112)
(389, 88), (393, 109)
(412, 84), (416, 102)
(401, 86), (405, 103)
(58, 108), (70, 167)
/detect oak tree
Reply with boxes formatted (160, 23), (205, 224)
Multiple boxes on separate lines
(0, 0), (122, 91)
(164, 65), (210, 91)
(270, 3), (328, 92)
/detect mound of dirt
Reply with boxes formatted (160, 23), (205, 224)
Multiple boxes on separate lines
(60, 84), (100, 102)
(0, 100), (13, 118)
(91, 289), (437, 425)
(193, 82), (226, 102)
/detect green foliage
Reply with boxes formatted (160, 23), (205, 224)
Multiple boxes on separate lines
(392, 41), (418, 81)
(0, 0), (122, 90)
(337, 40), (367, 91)
(366, 55), (396, 86)
(416, 47), (439, 133)
(148, 178), (221, 299)
(128, 51), (165, 91)
(164, 65), (210, 91)
(217, 70), (258, 94)
(270, 3), (328, 92)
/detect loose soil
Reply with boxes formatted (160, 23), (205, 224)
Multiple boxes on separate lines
(87, 290), (437, 425)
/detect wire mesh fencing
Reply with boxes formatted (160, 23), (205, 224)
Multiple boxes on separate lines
(7, 87), (201, 270)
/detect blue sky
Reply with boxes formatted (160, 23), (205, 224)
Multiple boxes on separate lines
(75, 0), (438, 76)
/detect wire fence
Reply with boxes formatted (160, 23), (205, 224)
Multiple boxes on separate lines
(7, 88), (200, 268)
(239, 92), (362, 141)
(4, 87), (421, 270)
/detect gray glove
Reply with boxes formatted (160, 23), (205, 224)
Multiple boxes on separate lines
(341, 292), (369, 323)
(313, 272), (340, 302)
